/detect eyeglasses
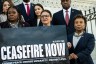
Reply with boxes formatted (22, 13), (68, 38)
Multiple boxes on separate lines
(41, 15), (50, 18)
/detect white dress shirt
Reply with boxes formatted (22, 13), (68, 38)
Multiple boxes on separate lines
(63, 7), (71, 20)
(37, 19), (40, 26)
(73, 32), (84, 48)
(23, 2), (31, 14)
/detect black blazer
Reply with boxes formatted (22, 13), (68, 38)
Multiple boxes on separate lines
(33, 18), (43, 26)
(17, 3), (36, 26)
(67, 32), (95, 64)
(0, 21), (30, 28)
(52, 8), (82, 35)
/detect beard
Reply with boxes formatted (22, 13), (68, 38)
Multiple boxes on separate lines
(23, 0), (30, 3)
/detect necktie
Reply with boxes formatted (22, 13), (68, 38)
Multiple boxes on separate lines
(65, 10), (69, 25)
(26, 4), (30, 16)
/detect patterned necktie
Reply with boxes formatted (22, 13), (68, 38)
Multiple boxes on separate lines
(26, 4), (30, 16)
(65, 10), (69, 25)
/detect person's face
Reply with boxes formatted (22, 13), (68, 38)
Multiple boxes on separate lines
(3, 1), (10, 13)
(74, 18), (86, 31)
(41, 12), (52, 25)
(35, 6), (43, 17)
(8, 8), (19, 22)
(61, 0), (71, 10)
(23, 0), (30, 3)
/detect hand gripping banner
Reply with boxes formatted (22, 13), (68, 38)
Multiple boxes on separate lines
(0, 25), (69, 64)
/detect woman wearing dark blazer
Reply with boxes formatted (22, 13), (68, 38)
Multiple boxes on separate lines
(0, 6), (30, 28)
(67, 14), (95, 64)
(34, 3), (44, 26)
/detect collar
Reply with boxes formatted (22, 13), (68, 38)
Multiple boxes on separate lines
(23, 2), (30, 5)
(9, 22), (19, 26)
(74, 31), (84, 37)
(63, 7), (71, 13)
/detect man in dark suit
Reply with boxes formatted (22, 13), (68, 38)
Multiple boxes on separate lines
(17, 0), (36, 26)
(52, 0), (82, 35)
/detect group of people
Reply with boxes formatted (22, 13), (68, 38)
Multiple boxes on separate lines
(0, 0), (95, 64)
(0, 0), (52, 28)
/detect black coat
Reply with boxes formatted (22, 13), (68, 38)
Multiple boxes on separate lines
(17, 3), (36, 26)
(52, 8), (82, 35)
(0, 21), (30, 28)
(67, 33), (95, 64)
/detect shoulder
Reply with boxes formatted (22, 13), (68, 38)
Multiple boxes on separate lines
(16, 3), (23, 7)
(31, 3), (35, 6)
(71, 8), (82, 13)
(84, 33), (95, 40)
(0, 14), (4, 16)
(84, 33), (94, 36)
(53, 10), (63, 15)
(0, 14), (6, 17)
(71, 8), (81, 12)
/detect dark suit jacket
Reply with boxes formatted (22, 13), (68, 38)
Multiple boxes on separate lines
(52, 8), (82, 35)
(17, 3), (36, 26)
(0, 0), (2, 13)
(67, 32), (95, 64)
(0, 21), (30, 28)
(33, 18), (43, 26)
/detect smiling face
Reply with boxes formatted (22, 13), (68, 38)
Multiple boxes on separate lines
(34, 5), (43, 17)
(40, 11), (52, 26)
(74, 18), (86, 32)
(7, 8), (19, 22)
(3, 1), (10, 13)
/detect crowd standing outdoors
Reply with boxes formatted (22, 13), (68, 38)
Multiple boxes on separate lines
(0, 0), (95, 64)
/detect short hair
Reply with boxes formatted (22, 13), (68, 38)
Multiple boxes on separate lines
(74, 14), (87, 25)
(41, 10), (52, 17)
(73, 14), (87, 30)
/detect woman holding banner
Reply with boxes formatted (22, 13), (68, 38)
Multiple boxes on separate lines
(40, 10), (52, 26)
(67, 14), (95, 64)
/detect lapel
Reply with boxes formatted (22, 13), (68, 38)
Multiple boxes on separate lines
(61, 10), (66, 24)
(21, 3), (27, 16)
(70, 8), (75, 21)
(74, 33), (85, 50)
(29, 3), (34, 16)
(68, 8), (75, 26)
